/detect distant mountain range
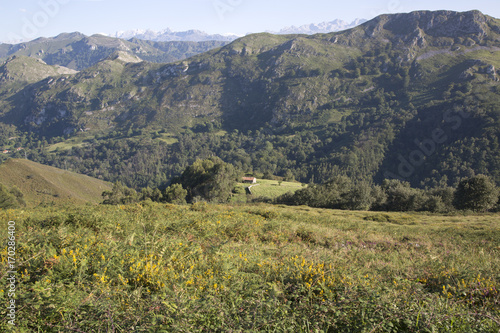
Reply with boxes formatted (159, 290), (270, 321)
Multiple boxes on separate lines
(0, 18), (368, 71)
(274, 18), (367, 34)
(112, 28), (240, 42)
(110, 19), (367, 42)
(0, 32), (228, 70)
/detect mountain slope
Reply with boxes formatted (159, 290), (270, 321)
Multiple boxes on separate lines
(0, 55), (76, 90)
(1, 10), (500, 188)
(11, 11), (500, 131)
(0, 33), (228, 70)
(0, 159), (111, 206)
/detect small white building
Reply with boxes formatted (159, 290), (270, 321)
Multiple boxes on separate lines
(242, 177), (257, 184)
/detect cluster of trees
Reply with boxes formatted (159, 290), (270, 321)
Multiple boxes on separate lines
(100, 156), (499, 214)
(276, 175), (500, 213)
(102, 157), (240, 205)
(102, 182), (187, 205)
(0, 183), (25, 209)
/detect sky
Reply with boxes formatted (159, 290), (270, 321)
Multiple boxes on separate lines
(1, 0), (500, 43)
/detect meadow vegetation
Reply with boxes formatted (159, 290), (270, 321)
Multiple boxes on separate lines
(0, 202), (498, 332)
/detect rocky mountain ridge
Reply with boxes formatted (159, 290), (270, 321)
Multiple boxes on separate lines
(0, 33), (228, 70)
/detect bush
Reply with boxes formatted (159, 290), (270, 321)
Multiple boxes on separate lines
(163, 184), (187, 204)
(453, 175), (498, 212)
(379, 179), (427, 212)
(176, 157), (241, 203)
(102, 182), (138, 205)
(0, 183), (25, 209)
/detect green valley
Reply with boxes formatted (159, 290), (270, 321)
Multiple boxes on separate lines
(0, 9), (500, 332)
(1, 10), (500, 189)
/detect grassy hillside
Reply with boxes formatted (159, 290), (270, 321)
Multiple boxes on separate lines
(0, 202), (498, 331)
(0, 159), (111, 206)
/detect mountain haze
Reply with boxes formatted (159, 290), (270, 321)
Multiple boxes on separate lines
(276, 18), (367, 34)
(111, 19), (367, 41)
(112, 28), (240, 42)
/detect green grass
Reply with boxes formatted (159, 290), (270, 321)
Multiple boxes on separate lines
(156, 133), (179, 145)
(0, 202), (498, 331)
(232, 179), (305, 202)
(248, 179), (305, 197)
(213, 130), (227, 136)
(0, 159), (111, 206)
(46, 139), (87, 152)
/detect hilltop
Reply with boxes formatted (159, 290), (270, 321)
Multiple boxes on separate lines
(0, 32), (228, 70)
(0, 159), (111, 206)
(0, 10), (499, 189)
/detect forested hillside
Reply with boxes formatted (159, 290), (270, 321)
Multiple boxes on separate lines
(0, 10), (499, 189)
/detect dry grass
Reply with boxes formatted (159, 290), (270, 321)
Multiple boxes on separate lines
(0, 158), (111, 206)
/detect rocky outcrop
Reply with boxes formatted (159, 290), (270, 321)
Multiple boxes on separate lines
(361, 10), (497, 47)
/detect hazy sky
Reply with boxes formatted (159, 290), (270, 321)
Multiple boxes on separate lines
(1, 0), (500, 43)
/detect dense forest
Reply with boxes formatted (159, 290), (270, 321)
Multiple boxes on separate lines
(2, 88), (499, 192)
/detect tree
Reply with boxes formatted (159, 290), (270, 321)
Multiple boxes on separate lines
(284, 169), (295, 182)
(379, 179), (426, 212)
(453, 175), (498, 212)
(177, 157), (240, 203)
(140, 187), (163, 202)
(343, 181), (374, 211)
(164, 184), (187, 204)
(102, 182), (138, 205)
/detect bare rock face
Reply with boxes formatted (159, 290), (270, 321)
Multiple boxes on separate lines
(363, 10), (496, 47)
(386, 10), (489, 37)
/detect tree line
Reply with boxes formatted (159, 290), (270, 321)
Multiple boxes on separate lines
(102, 157), (240, 205)
(276, 174), (499, 213)
(101, 157), (500, 213)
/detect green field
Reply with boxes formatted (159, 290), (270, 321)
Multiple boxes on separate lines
(233, 179), (305, 202)
(248, 179), (305, 197)
(1, 202), (498, 332)
(156, 133), (179, 145)
(46, 141), (87, 152)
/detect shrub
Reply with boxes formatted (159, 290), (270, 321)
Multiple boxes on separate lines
(453, 175), (498, 212)
(0, 183), (25, 209)
(102, 182), (138, 205)
(163, 184), (187, 204)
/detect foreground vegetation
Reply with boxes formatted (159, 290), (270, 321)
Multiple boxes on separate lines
(0, 202), (498, 332)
